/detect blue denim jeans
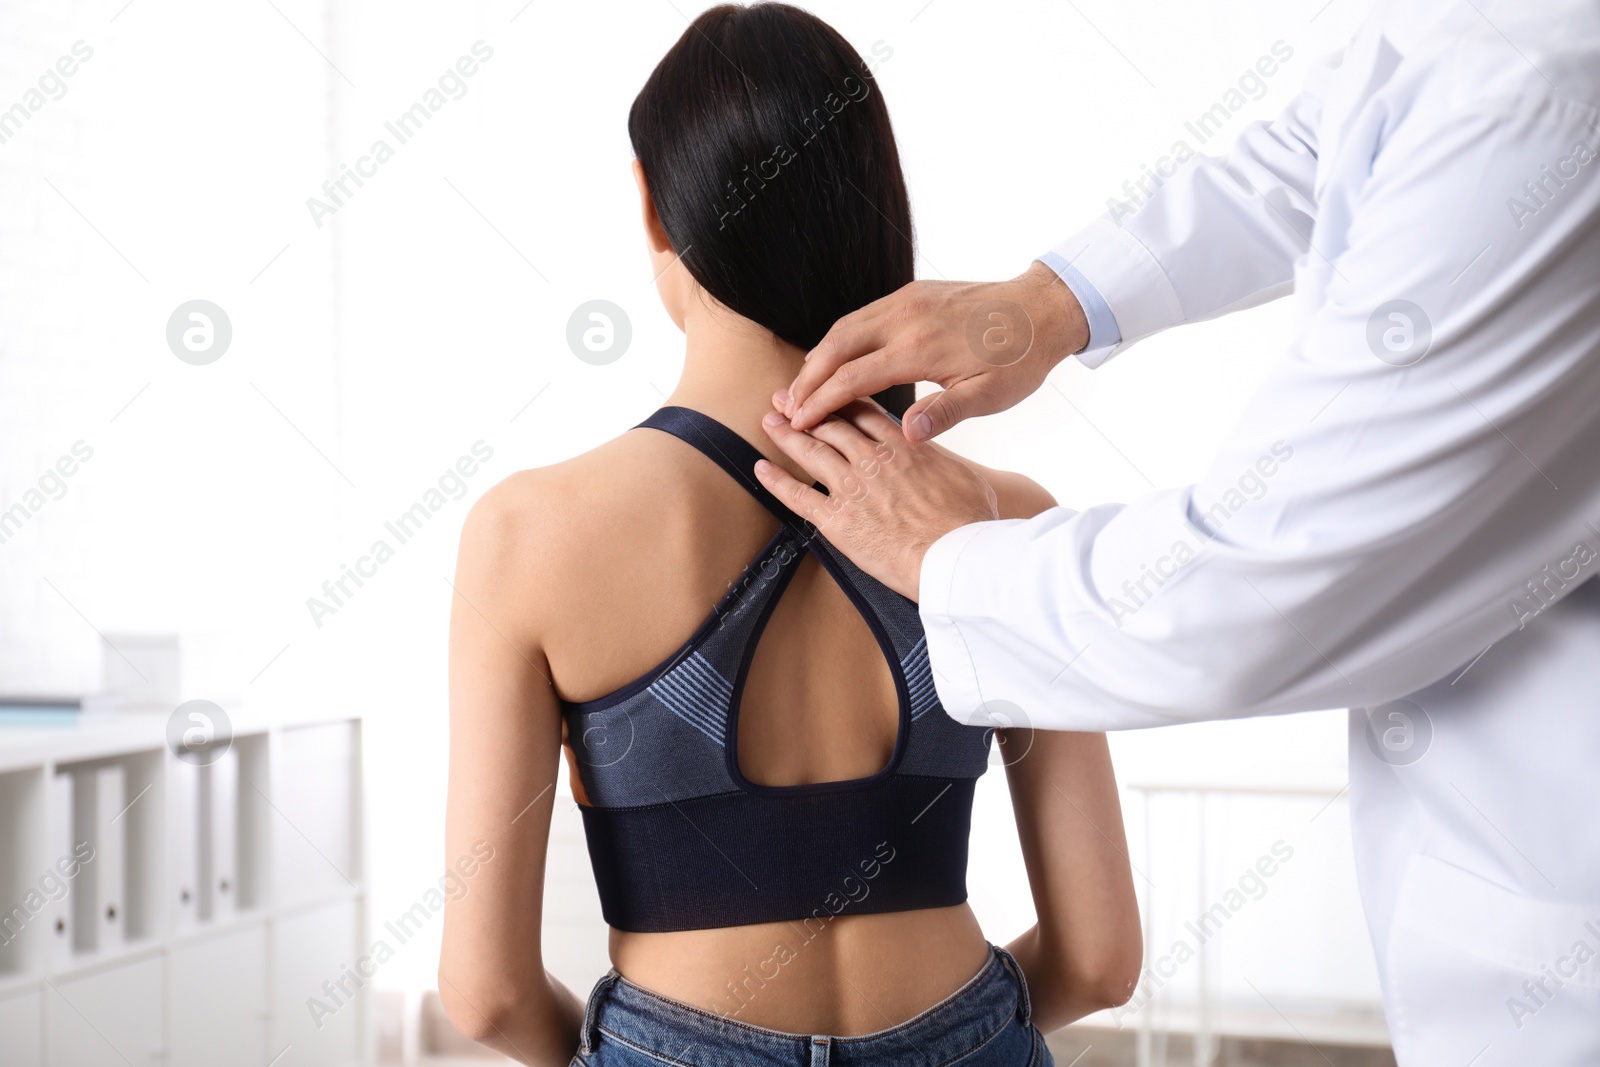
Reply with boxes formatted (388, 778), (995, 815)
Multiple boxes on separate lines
(570, 942), (1054, 1066)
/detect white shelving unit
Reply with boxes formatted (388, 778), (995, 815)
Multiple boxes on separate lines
(0, 708), (367, 1067)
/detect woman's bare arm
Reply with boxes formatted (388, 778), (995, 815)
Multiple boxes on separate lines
(973, 467), (1143, 1031)
(1002, 729), (1142, 1030)
(439, 479), (585, 1066)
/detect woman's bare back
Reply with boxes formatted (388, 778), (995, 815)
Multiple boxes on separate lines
(512, 414), (1050, 1033)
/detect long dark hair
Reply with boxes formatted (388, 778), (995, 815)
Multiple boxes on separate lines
(628, 2), (915, 417)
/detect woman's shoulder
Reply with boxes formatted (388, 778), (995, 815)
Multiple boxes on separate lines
(927, 444), (1058, 521)
(460, 433), (674, 562)
(982, 466), (1058, 521)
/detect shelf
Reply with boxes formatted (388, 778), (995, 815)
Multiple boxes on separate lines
(0, 703), (364, 773)
(0, 710), (369, 1065)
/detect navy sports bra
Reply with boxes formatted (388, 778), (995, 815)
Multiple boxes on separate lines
(561, 406), (994, 933)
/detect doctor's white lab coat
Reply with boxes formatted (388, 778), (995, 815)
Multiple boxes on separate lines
(919, 1), (1600, 1062)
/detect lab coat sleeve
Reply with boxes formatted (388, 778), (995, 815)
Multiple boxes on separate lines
(921, 87), (1600, 731)
(1045, 57), (1332, 368)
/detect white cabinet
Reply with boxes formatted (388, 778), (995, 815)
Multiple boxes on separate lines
(168, 924), (269, 1067)
(45, 954), (165, 1067)
(0, 985), (42, 1066)
(273, 899), (363, 1067)
(0, 711), (366, 1065)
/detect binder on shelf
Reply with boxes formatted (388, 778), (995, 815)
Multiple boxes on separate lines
(202, 748), (239, 922)
(72, 764), (126, 955)
(49, 769), (76, 969)
(94, 764), (126, 953)
(169, 758), (200, 930)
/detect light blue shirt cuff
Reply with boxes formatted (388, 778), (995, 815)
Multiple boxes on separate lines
(1035, 250), (1121, 363)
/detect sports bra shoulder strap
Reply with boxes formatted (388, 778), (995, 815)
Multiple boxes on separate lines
(636, 406), (811, 536)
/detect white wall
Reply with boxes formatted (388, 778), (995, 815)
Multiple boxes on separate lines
(0, 0), (342, 697)
(1, 0), (1385, 1032)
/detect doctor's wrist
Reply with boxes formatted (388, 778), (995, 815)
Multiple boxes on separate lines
(1016, 260), (1090, 366)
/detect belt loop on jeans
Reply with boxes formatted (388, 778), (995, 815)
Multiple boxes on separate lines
(809, 1035), (831, 1067)
(579, 968), (621, 1056)
(990, 943), (1033, 1027)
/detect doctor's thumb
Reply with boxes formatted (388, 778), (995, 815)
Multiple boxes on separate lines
(903, 388), (969, 442)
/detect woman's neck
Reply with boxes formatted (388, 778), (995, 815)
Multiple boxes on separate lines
(663, 297), (807, 461)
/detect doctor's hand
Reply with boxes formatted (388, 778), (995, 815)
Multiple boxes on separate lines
(781, 261), (1089, 442)
(754, 399), (1000, 601)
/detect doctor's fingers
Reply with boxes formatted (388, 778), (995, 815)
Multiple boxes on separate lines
(787, 325), (895, 426)
(789, 347), (928, 431)
(806, 411), (894, 466)
(794, 295), (897, 392)
(830, 399), (907, 448)
(760, 413), (857, 492)
(901, 382), (985, 444)
(752, 457), (833, 528)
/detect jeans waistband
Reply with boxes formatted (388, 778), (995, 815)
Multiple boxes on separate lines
(578, 941), (1032, 1067)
